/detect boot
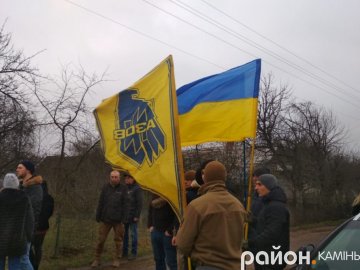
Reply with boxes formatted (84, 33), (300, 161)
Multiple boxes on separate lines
(91, 259), (100, 268)
(112, 259), (120, 268)
(115, 240), (123, 260)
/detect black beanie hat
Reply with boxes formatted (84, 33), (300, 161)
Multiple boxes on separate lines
(20, 160), (35, 174)
(258, 174), (278, 191)
(123, 171), (133, 178)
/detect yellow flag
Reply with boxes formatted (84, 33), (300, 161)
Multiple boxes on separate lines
(94, 56), (185, 219)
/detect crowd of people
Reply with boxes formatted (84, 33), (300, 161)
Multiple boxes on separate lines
(0, 161), (54, 270)
(1, 159), (360, 270)
(89, 160), (291, 270)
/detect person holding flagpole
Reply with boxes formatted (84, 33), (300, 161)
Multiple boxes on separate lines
(176, 161), (246, 270)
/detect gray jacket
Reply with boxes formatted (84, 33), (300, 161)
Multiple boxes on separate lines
(20, 175), (43, 230)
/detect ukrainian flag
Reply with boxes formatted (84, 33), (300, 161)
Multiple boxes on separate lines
(94, 56), (186, 219)
(177, 59), (261, 146)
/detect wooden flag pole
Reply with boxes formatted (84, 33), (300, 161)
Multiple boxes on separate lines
(243, 141), (247, 207)
(244, 138), (256, 240)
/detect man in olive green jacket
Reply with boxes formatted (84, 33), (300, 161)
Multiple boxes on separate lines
(176, 161), (246, 270)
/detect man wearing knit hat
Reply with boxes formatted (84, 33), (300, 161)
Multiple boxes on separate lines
(16, 160), (43, 270)
(122, 172), (143, 261)
(251, 167), (271, 214)
(176, 161), (247, 270)
(248, 174), (290, 270)
(0, 173), (34, 269)
(249, 167), (271, 240)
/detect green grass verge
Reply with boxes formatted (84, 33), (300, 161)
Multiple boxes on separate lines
(39, 217), (152, 270)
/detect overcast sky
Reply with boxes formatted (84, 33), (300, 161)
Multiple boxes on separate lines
(1, 0), (360, 150)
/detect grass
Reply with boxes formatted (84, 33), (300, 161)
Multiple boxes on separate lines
(38, 216), (152, 270)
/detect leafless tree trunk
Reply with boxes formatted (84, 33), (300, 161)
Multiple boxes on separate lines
(33, 64), (106, 195)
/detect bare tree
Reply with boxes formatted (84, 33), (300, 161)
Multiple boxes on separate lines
(0, 22), (40, 173)
(0, 97), (37, 174)
(0, 21), (41, 104)
(34, 65), (105, 162)
(255, 73), (348, 222)
(32, 64), (105, 197)
(283, 102), (346, 210)
(256, 73), (292, 159)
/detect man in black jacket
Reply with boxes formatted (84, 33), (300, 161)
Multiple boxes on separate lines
(249, 167), (271, 239)
(148, 194), (178, 270)
(16, 160), (43, 270)
(16, 160), (43, 228)
(248, 174), (290, 270)
(91, 170), (129, 268)
(32, 181), (54, 270)
(122, 172), (143, 260)
(0, 173), (34, 269)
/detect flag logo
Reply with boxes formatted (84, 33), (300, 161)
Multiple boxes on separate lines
(114, 88), (166, 167)
(94, 56), (186, 219)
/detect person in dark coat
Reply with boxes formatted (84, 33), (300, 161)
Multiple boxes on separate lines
(248, 174), (290, 270)
(0, 173), (34, 270)
(16, 160), (43, 229)
(148, 194), (178, 270)
(249, 167), (271, 239)
(16, 160), (43, 270)
(122, 172), (143, 260)
(184, 170), (197, 204)
(31, 181), (54, 270)
(91, 170), (129, 268)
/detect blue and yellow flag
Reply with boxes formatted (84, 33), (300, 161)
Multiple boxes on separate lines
(94, 56), (185, 219)
(177, 59), (261, 146)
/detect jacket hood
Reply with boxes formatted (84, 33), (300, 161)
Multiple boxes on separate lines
(262, 186), (287, 204)
(198, 181), (226, 196)
(22, 175), (43, 187)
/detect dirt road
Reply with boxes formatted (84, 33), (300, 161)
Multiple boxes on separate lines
(69, 225), (335, 270)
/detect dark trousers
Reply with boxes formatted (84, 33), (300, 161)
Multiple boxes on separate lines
(30, 232), (46, 270)
(150, 229), (177, 270)
(123, 222), (138, 256)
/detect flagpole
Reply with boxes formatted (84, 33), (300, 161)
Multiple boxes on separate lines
(244, 138), (256, 240)
(243, 141), (247, 206)
(167, 56), (187, 221)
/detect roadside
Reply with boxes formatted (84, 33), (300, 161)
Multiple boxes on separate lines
(68, 225), (336, 270)
(290, 225), (335, 251)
